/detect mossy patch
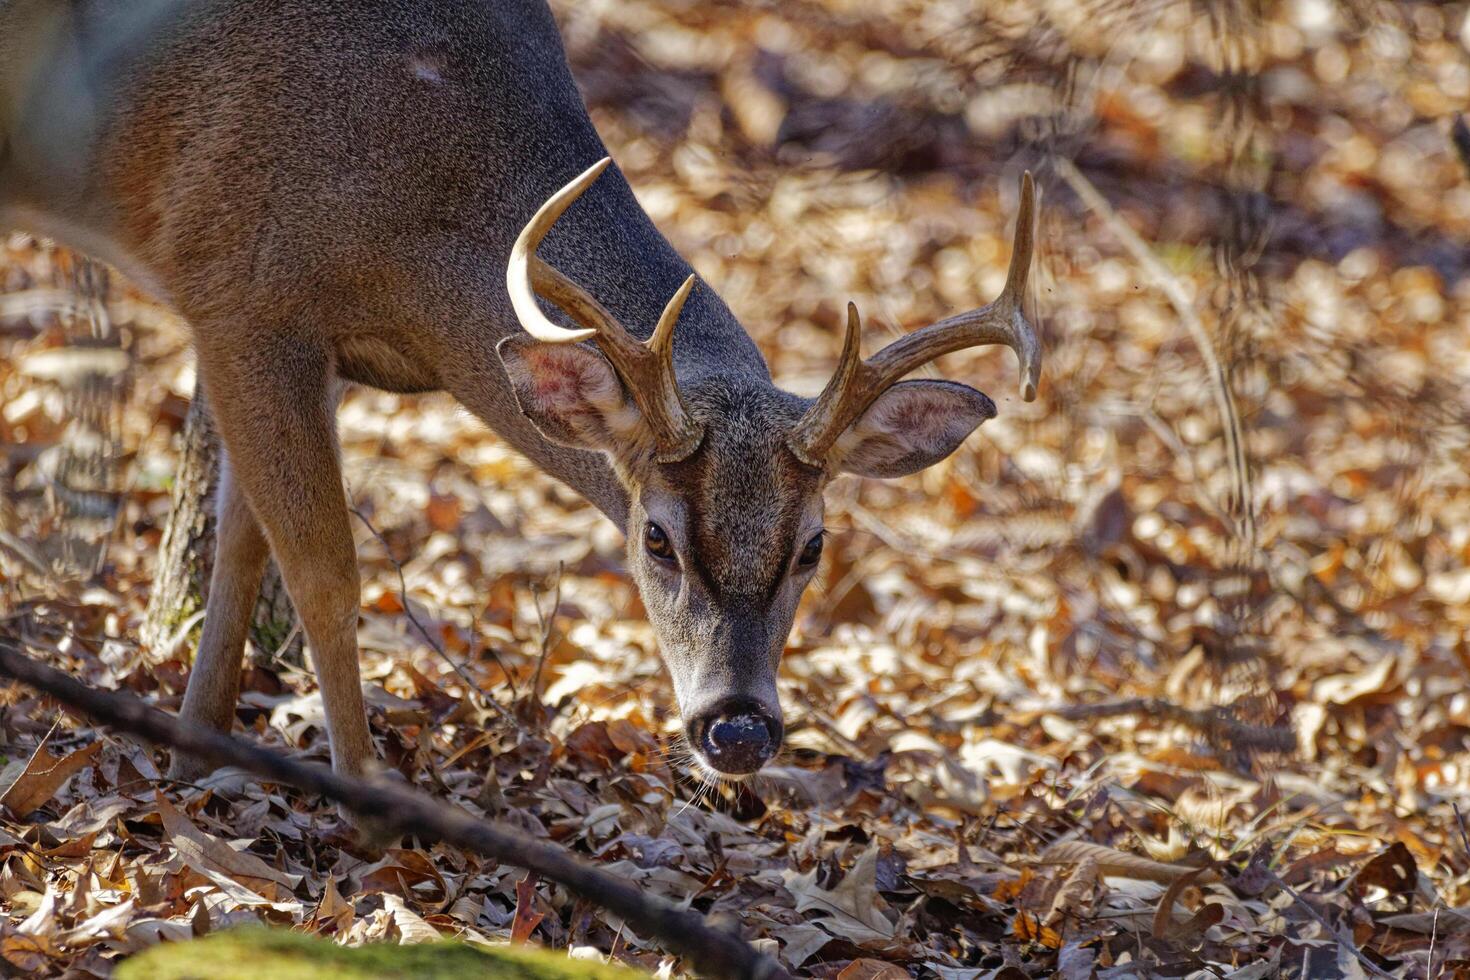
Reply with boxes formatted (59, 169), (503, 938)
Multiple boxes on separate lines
(116, 928), (648, 980)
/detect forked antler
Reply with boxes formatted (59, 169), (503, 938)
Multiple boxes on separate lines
(507, 157), (703, 462)
(786, 171), (1042, 469)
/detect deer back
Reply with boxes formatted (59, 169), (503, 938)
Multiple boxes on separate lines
(1, 0), (768, 382)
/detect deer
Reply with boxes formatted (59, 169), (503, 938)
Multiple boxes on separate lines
(0, 0), (1040, 783)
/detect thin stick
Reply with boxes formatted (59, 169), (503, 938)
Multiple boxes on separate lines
(1452, 802), (1470, 869)
(1033, 696), (1295, 755)
(1264, 866), (1394, 979)
(1055, 158), (1254, 548)
(1428, 906), (1439, 980)
(0, 640), (787, 980)
(349, 505), (514, 726)
(527, 562), (563, 715)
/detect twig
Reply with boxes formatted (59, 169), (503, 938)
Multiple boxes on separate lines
(0, 639), (788, 980)
(1429, 906), (1440, 980)
(526, 562), (563, 715)
(1263, 866), (1394, 979)
(265, 620), (306, 676)
(349, 505), (514, 726)
(1055, 158), (1254, 547)
(1452, 803), (1470, 870)
(470, 592), (518, 700)
(1034, 697), (1295, 754)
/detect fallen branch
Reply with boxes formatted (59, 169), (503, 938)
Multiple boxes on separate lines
(1034, 696), (1295, 755)
(1039, 840), (1220, 885)
(0, 640), (788, 980)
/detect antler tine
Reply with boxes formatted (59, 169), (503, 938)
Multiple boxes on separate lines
(507, 157), (610, 343)
(787, 303), (865, 468)
(506, 157), (703, 462)
(650, 275), (697, 365)
(787, 172), (1041, 468)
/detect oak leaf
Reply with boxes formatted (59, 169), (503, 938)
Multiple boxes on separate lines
(784, 847), (897, 946)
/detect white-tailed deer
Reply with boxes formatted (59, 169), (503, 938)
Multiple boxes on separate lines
(1, 0), (1040, 780)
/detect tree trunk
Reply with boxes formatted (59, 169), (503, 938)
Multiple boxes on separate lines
(142, 383), (302, 668)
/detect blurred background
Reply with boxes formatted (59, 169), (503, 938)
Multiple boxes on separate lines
(3, 0), (1470, 976)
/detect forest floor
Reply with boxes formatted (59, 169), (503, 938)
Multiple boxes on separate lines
(2, 0), (1470, 977)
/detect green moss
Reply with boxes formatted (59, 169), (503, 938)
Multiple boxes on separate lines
(160, 594), (204, 629)
(247, 616), (295, 658)
(116, 928), (647, 980)
(156, 593), (206, 658)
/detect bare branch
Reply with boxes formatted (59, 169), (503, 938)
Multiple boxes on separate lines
(1033, 697), (1295, 755)
(349, 504), (516, 728)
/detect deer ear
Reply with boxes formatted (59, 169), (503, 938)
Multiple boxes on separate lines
(497, 335), (647, 453)
(830, 380), (996, 479)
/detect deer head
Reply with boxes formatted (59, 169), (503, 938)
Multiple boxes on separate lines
(498, 158), (1040, 777)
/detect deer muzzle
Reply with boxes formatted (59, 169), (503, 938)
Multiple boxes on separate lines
(687, 698), (783, 776)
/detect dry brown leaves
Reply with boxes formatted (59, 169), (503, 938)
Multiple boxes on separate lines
(4, 0), (1470, 977)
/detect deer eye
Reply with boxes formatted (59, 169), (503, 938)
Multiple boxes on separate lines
(797, 532), (824, 569)
(644, 522), (676, 563)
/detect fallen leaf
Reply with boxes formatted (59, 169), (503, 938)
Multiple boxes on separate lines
(1045, 857), (1098, 927)
(1042, 840), (1219, 884)
(1151, 865), (1215, 941)
(383, 894), (442, 945)
(311, 875), (354, 934)
(1378, 905), (1470, 935)
(784, 847), (897, 946)
(836, 958), (910, 980)
(55, 899), (135, 947)
(355, 849), (447, 902)
(1012, 911), (1062, 949)
(1350, 842), (1416, 899)
(425, 492), (462, 533)
(1057, 940), (1096, 980)
(512, 872), (546, 944)
(154, 792), (300, 898)
(0, 738), (102, 818)
(777, 923), (833, 969)
(190, 898), (211, 936)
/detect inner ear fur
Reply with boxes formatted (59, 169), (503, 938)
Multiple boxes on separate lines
(830, 379), (996, 479)
(496, 335), (648, 453)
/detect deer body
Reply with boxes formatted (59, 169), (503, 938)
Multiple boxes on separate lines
(2, 0), (1038, 780)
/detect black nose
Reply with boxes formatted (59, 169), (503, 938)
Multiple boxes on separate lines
(692, 702), (781, 775)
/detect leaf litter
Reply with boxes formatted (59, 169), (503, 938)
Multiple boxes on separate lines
(3, 0), (1470, 976)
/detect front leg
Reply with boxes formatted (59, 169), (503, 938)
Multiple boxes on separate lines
(187, 331), (375, 777)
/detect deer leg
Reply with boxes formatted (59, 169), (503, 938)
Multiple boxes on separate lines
(189, 338), (374, 777)
(168, 449), (270, 779)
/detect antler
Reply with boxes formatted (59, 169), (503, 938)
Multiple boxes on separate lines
(786, 171), (1042, 469)
(507, 157), (703, 462)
